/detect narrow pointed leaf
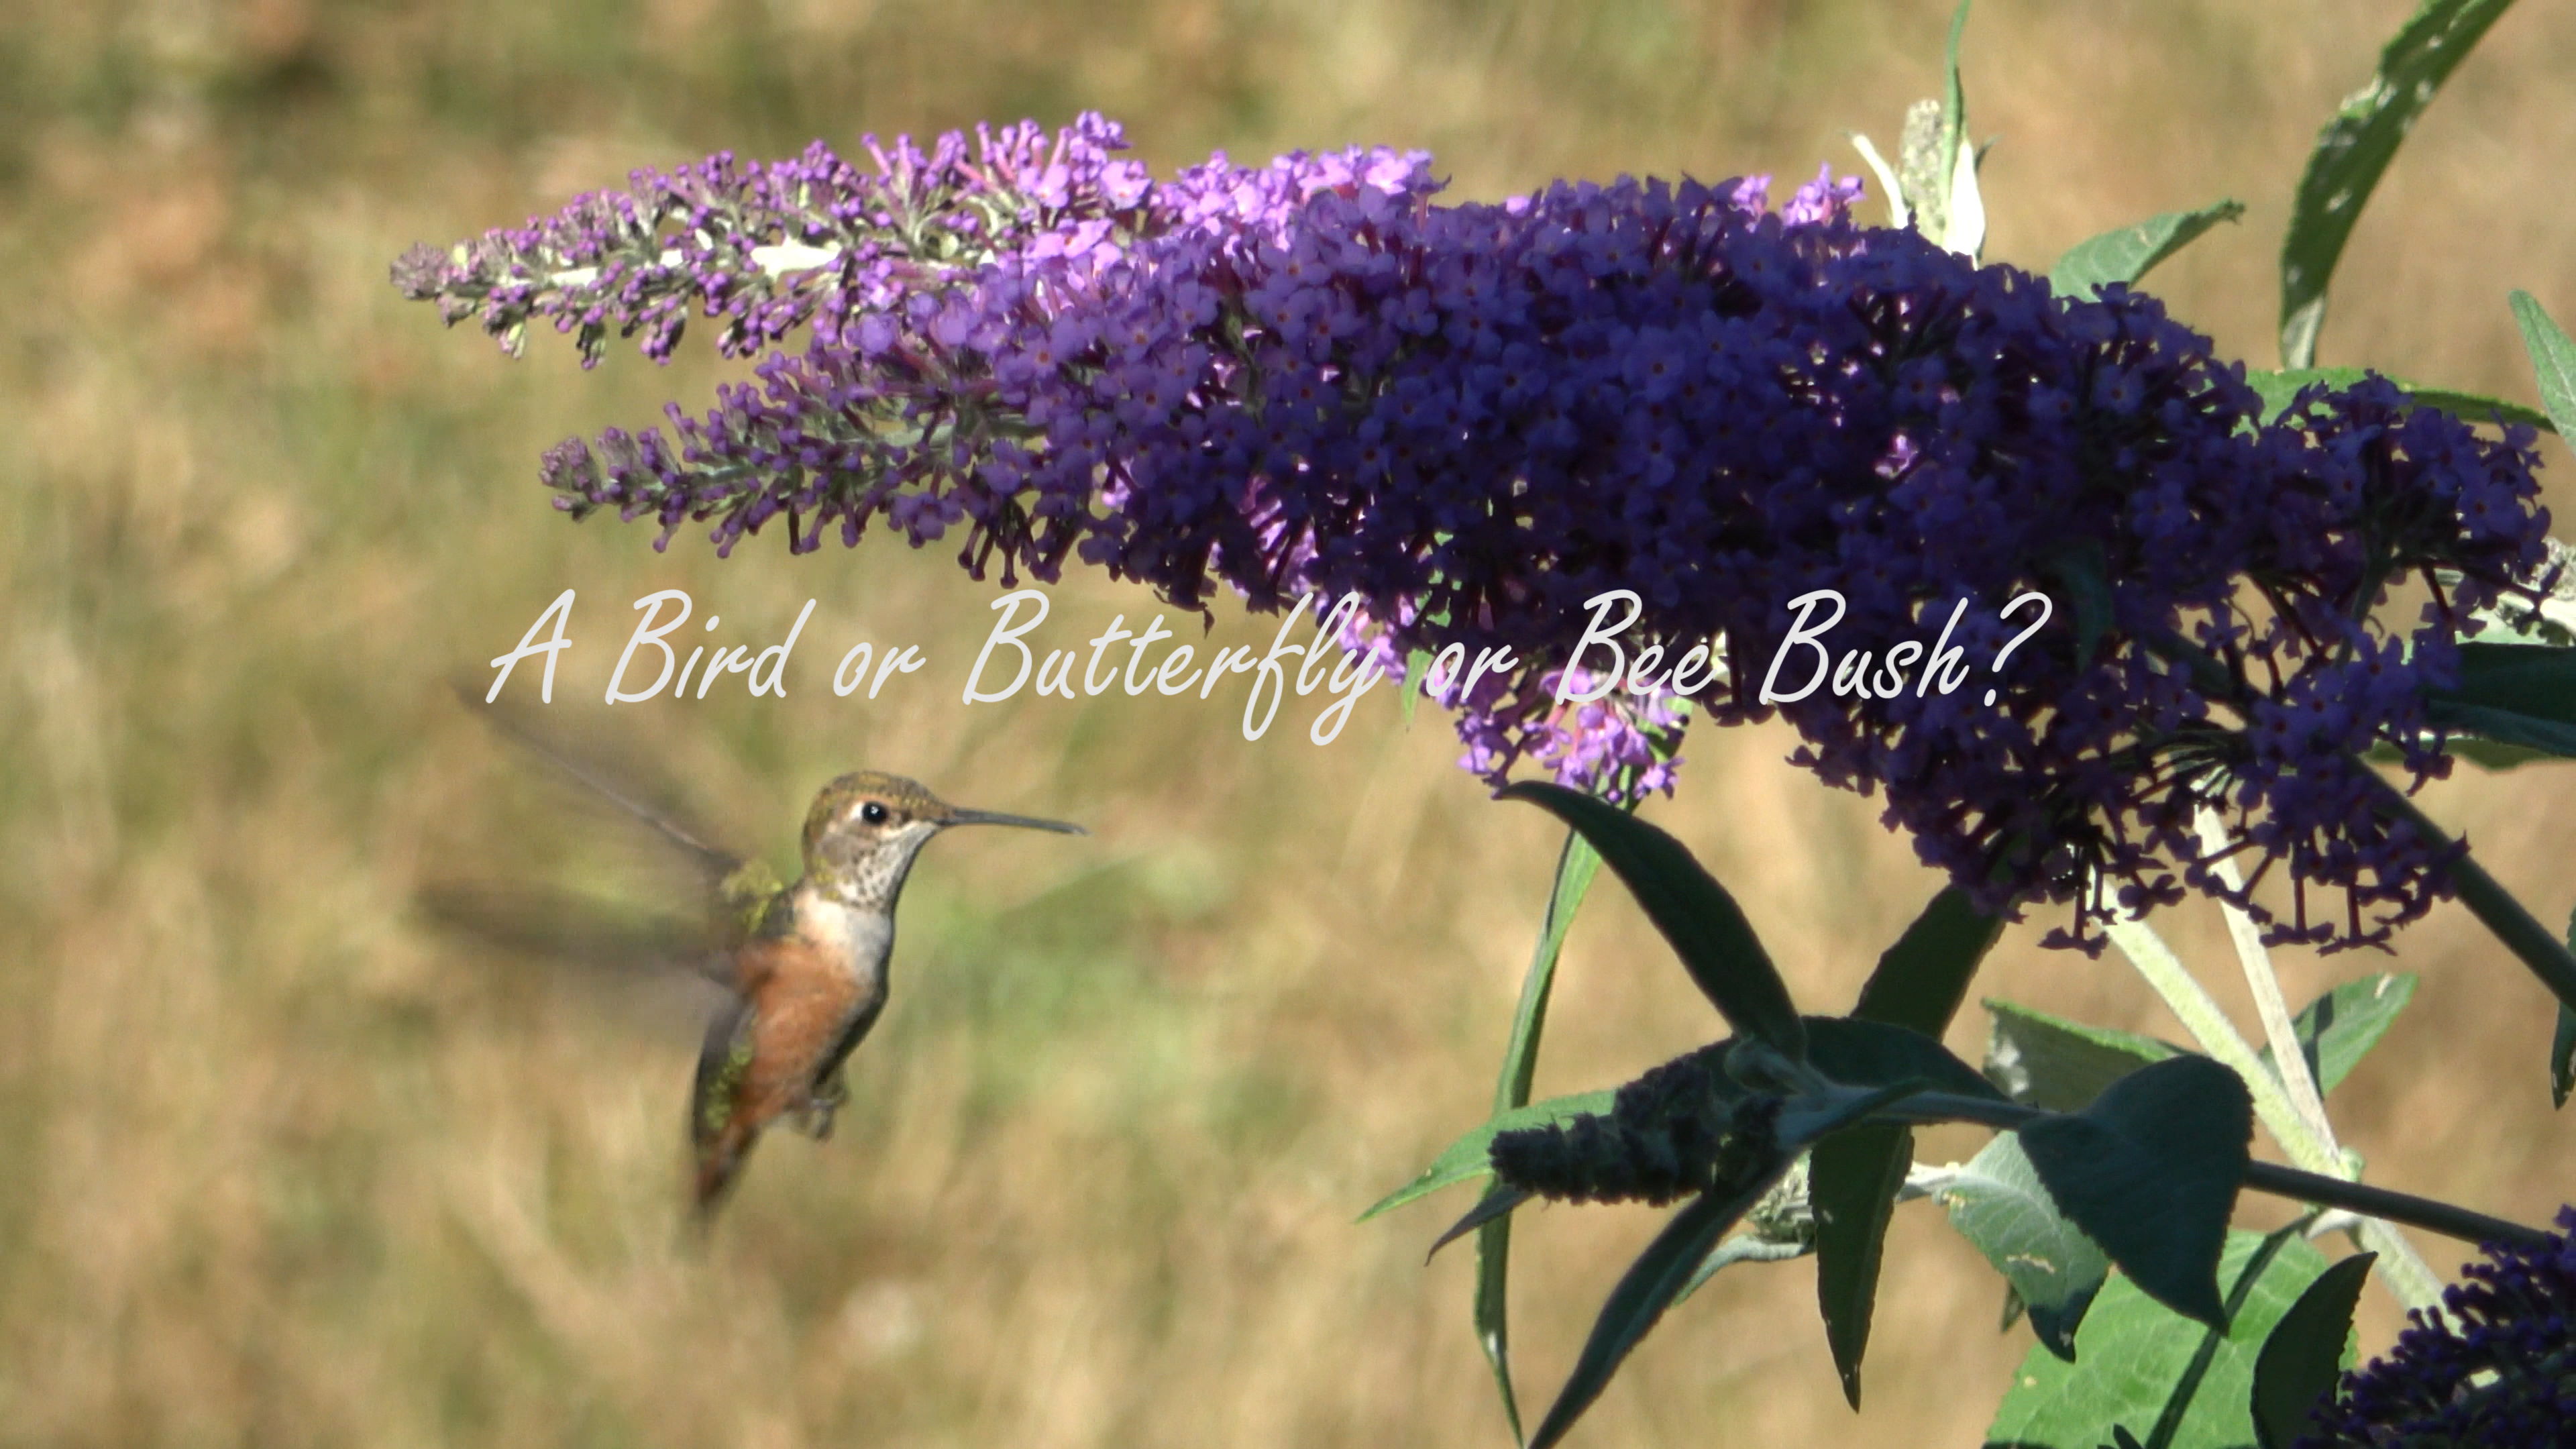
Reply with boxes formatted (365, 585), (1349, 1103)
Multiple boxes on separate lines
(1474, 1242), (1525, 1448)
(1935, 1133), (2110, 1359)
(1399, 647), (1433, 726)
(1982, 999), (2180, 1111)
(1499, 782), (1805, 1059)
(1777, 1077), (1951, 1149)
(1811, 1123), (1911, 1407)
(2408, 385), (2559, 433)
(2424, 701), (2576, 756)
(2244, 366), (2557, 432)
(1986, 1229), (2335, 1449)
(2422, 643), (2576, 757)
(1495, 829), (1605, 1114)
(2251, 1252), (2373, 1449)
(1816, 885), (2004, 1405)
(1432, 1186), (1534, 1260)
(2048, 199), (2245, 301)
(2559, 905), (2576, 1108)
(1525, 1168), (1790, 1449)
(2510, 290), (2576, 435)
(2017, 1057), (2253, 1329)
(2037, 546), (2114, 674)
(1361, 1090), (1615, 1221)
(2555, 1004), (2575, 1109)
(2252, 973), (2417, 1097)
(1476, 824), (1607, 1444)
(1941, 0), (1970, 145)
(1808, 1016), (2004, 1102)
(2278, 0), (2517, 367)
(1854, 885), (2005, 1034)
(1935, 1), (1982, 255)
(2376, 786), (2576, 1087)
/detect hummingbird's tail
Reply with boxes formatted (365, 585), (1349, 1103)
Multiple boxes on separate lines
(688, 1121), (759, 1231)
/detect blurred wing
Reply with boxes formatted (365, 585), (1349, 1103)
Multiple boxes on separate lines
(414, 881), (732, 987)
(455, 683), (788, 945)
(692, 993), (759, 1150)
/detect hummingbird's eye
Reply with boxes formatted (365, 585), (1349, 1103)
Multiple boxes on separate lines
(861, 801), (890, 824)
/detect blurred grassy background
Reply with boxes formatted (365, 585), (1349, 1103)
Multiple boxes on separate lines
(6, 1), (2576, 1444)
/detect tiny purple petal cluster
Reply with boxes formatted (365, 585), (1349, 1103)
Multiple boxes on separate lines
(398, 117), (2552, 949)
(2296, 1208), (2576, 1448)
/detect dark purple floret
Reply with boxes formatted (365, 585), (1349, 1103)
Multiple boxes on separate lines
(398, 117), (2553, 950)
(2295, 1208), (2576, 1448)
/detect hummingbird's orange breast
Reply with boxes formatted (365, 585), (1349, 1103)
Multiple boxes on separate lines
(728, 934), (885, 1126)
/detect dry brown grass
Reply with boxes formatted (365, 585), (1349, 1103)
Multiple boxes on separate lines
(5, 1), (2575, 1444)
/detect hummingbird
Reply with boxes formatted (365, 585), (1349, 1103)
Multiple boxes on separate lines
(685, 771), (1083, 1222)
(427, 694), (1084, 1226)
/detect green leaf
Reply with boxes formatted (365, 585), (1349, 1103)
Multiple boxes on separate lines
(1852, 885), (2006, 1034)
(1433, 1185), (1533, 1260)
(1778, 1075), (1954, 1150)
(1982, 999), (2180, 1112)
(1935, 1132), (2111, 1360)
(2243, 366), (2557, 432)
(2253, 973), (2417, 1097)
(1360, 1090), (1615, 1222)
(2250, 1252), (2371, 1449)
(1475, 822), (1607, 1443)
(1986, 1229), (2336, 1449)
(2554, 1005), (2574, 1110)
(1811, 1123), (1912, 1406)
(2559, 906), (2576, 1109)
(1933, 0), (1984, 261)
(1941, 0), (1969, 147)
(2408, 386), (2559, 434)
(1526, 1167), (1792, 1449)
(2035, 546), (2114, 675)
(1399, 647), (1433, 726)
(1819, 885), (2005, 1405)
(2422, 643), (2576, 757)
(2277, 0), (2518, 368)
(2368, 733), (2556, 771)
(2511, 290), (2576, 437)
(1499, 782), (1806, 1060)
(2017, 1057), (2253, 1329)
(2424, 700), (2576, 756)
(1809, 1016), (2005, 1102)
(2047, 200), (2245, 301)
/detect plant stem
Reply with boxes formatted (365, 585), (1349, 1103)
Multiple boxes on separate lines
(2372, 777), (2576, 1018)
(2176, 815), (2445, 1309)
(1882, 1091), (2553, 1252)
(2192, 808), (2339, 1155)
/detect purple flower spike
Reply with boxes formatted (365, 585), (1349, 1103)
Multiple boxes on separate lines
(2296, 1208), (2576, 1448)
(400, 119), (2553, 951)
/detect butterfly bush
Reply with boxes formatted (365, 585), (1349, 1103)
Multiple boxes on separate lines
(396, 114), (2551, 951)
(2296, 1207), (2576, 1448)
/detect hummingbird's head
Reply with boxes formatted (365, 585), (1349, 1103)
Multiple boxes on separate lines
(802, 771), (1084, 908)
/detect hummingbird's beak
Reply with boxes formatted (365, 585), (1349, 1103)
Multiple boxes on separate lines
(943, 808), (1086, 835)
